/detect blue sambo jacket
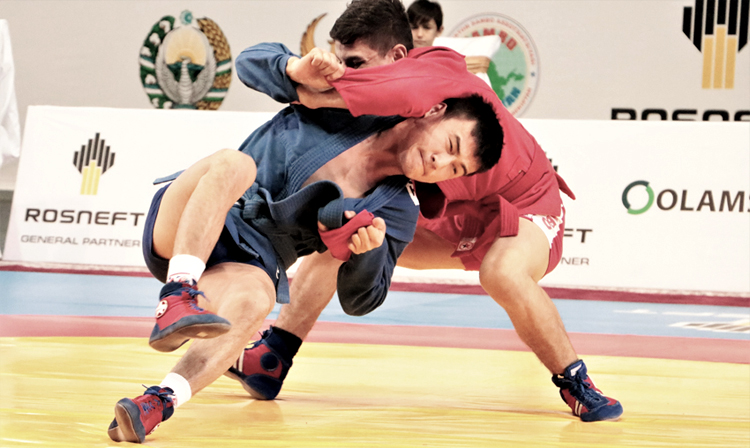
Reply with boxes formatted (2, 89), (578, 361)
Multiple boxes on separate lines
(226, 42), (420, 315)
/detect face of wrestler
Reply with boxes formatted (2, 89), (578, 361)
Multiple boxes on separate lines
(398, 104), (481, 183)
(411, 19), (443, 48)
(334, 39), (405, 69)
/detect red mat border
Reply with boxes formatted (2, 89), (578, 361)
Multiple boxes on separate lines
(1, 315), (747, 364)
(1, 264), (747, 307)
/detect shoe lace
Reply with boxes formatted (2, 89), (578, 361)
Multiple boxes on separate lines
(570, 377), (606, 407)
(243, 328), (271, 350)
(140, 385), (175, 423)
(184, 287), (207, 300)
(182, 286), (210, 312)
(142, 384), (173, 401)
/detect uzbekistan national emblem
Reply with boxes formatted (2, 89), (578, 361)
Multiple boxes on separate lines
(139, 10), (232, 110)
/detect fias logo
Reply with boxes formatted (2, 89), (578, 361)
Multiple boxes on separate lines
(682, 0), (749, 89)
(73, 133), (115, 195)
(622, 180), (749, 214)
(448, 14), (540, 116)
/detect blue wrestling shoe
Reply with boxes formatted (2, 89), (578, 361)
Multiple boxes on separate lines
(148, 281), (231, 352)
(108, 386), (174, 444)
(224, 328), (294, 400)
(552, 359), (623, 422)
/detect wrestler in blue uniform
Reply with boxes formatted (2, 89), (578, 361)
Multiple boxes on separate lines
(143, 43), (420, 316)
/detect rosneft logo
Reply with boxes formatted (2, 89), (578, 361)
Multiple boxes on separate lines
(622, 180), (749, 214)
(73, 133), (115, 195)
(448, 14), (539, 117)
(682, 0), (749, 89)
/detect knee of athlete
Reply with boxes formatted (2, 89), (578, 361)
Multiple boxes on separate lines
(212, 149), (256, 190)
(227, 293), (276, 327)
(478, 255), (525, 301)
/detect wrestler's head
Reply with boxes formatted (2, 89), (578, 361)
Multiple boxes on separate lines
(397, 95), (503, 183)
(407, 0), (444, 47)
(330, 0), (412, 68)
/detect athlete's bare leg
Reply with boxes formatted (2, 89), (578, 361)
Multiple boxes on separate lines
(399, 221), (577, 374)
(152, 148), (257, 262)
(273, 219), (577, 374)
(397, 226), (464, 269)
(171, 262), (277, 394)
(109, 261), (277, 443)
(275, 251), (342, 339)
(274, 223), (461, 340)
(477, 219), (577, 374)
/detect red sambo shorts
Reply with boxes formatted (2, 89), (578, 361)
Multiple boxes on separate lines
(418, 204), (566, 276)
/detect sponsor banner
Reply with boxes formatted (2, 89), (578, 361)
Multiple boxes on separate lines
(398, 120), (749, 295)
(4, 107), (748, 294)
(3, 106), (273, 266)
(527, 119), (750, 294)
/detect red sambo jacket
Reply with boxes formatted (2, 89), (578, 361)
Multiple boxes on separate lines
(331, 47), (574, 266)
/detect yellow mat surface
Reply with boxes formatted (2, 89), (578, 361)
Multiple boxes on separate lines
(1, 337), (748, 447)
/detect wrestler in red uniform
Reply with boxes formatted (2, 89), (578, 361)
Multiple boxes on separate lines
(228, 0), (622, 423)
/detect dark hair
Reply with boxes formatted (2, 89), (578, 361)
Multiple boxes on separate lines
(407, 0), (443, 30)
(330, 0), (414, 54)
(443, 95), (503, 173)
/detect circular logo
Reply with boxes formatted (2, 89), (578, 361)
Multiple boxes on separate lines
(139, 10), (232, 110)
(622, 180), (655, 215)
(155, 299), (169, 318)
(449, 14), (539, 116)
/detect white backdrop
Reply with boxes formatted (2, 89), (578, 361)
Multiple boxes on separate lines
(528, 119), (750, 294)
(1, 1), (747, 122)
(2, 0), (748, 189)
(4, 106), (749, 295)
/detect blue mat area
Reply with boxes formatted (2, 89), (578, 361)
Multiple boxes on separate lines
(1, 271), (748, 340)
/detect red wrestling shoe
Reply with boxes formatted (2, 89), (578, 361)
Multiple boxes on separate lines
(108, 386), (174, 444)
(224, 329), (292, 400)
(148, 281), (231, 352)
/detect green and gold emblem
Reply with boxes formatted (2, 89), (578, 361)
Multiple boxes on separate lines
(139, 11), (232, 110)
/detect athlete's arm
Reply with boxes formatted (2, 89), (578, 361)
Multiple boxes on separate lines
(334, 188), (419, 316)
(236, 43), (347, 106)
(235, 42), (299, 103)
(335, 234), (408, 316)
(296, 86), (347, 109)
(285, 48), (345, 92)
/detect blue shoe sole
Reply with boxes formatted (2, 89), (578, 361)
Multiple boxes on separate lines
(149, 314), (231, 352)
(113, 398), (146, 443)
(225, 367), (282, 400)
(581, 401), (624, 422)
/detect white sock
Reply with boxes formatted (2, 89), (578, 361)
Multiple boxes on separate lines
(160, 372), (192, 408)
(167, 254), (206, 284)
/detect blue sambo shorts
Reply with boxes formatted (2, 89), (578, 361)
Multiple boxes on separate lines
(141, 184), (275, 283)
